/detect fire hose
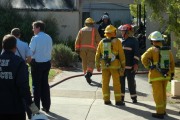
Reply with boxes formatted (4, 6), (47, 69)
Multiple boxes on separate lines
(50, 71), (148, 88)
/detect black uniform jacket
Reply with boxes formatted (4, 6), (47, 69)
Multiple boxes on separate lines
(121, 37), (140, 69)
(0, 51), (32, 114)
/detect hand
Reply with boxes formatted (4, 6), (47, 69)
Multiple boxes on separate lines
(29, 102), (39, 114)
(133, 64), (138, 71)
(75, 49), (80, 54)
(119, 69), (125, 76)
(97, 67), (101, 72)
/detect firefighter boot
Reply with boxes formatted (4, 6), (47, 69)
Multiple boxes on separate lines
(132, 96), (137, 103)
(152, 113), (164, 119)
(85, 72), (92, 84)
(104, 101), (112, 105)
(116, 101), (125, 106)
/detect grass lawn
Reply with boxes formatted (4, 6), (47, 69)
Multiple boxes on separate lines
(166, 67), (180, 93)
(29, 68), (61, 90)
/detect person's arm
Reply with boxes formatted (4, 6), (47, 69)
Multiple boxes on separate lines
(95, 29), (102, 47)
(133, 38), (140, 71)
(29, 37), (36, 55)
(75, 30), (82, 53)
(95, 41), (102, 72)
(170, 51), (175, 79)
(25, 43), (32, 64)
(118, 40), (126, 70)
(141, 48), (152, 69)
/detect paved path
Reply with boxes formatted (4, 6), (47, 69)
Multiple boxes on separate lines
(40, 70), (180, 120)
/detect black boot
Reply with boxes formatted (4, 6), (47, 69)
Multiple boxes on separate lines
(116, 101), (125, 106)
(132, 96), (137, 103)
(152, 113), (164, 119)
(104, 101), (112, 105)
(85, 72), (92, 84)
(121, 96), (124, 102)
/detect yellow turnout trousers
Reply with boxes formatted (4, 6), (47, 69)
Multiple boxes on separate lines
(80, 50), (95, 74)
(102, 69), (121, 102)
(151, 80), (168, 114)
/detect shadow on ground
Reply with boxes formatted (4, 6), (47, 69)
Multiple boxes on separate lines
(47, 111), (68, 120)
(107, 101), (179, 120)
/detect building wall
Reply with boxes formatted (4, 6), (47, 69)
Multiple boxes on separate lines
(82, 3), (131, 25)
(79, 0), (134, 27)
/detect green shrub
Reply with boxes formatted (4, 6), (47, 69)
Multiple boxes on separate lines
(0, 5), (59, 50)
(72, 51), (79, 62)
(51, 44), (78, 67)
(58, 36), (75, 51)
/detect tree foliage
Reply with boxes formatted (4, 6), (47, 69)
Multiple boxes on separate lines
(145, 0), (180, 38)
(0, 3), (59, 50)
(130, 0), (180, 39)
(130, 0), (180, 59)
(129, 0), (145, 18)
(145, 0), (180, 59)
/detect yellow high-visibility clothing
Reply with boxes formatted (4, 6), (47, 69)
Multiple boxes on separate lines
(75, 26), (101, 73)
(141, 42), (175, 114)
(95, 38), (125, 102)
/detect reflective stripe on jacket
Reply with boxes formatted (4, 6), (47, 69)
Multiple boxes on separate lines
(121, 37), (140, 69)
(75, 27), (101, 51)
(141, 45), (175, 83)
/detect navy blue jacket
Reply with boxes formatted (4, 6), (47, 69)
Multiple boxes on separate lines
(98, 22), (110, 38)
(121, 37), (140, 69)
(0, 51), (32, 114)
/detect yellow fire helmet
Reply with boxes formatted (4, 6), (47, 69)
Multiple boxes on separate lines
(104, 25), (116, 33)
(85, 17), (95, 24)
(148, 31), (164, 41)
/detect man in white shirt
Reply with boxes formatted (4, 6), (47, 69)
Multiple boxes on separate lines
(29, 20), (52, 113)
(11, 28), (32, 63)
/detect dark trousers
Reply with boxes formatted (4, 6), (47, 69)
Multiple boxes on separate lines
(31, 60), (51, 110)
(0, 113), (26, 120)
(120, 69), (137, 99)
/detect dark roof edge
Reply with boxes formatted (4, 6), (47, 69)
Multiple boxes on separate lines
(12, 8), (79, 12)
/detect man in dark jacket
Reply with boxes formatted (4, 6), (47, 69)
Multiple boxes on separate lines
(0, 34), (39, 120)
(98, 15), (111, 38)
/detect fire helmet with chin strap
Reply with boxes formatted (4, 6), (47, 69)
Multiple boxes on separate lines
(118, 24), (132, 31)
(85, 17), (95, 24)
(148, 31), (164, 41)
(104, 25), (116, 33)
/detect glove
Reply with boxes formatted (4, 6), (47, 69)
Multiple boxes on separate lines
(133, 64), (138, 71)
(29, 102), (39, 114)
(119, 68), (125, 76)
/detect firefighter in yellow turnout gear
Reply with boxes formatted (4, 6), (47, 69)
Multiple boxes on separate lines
(141, 31), (175, 119)
(75, 18), (101, 84)
(95, 25), (126, 105)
